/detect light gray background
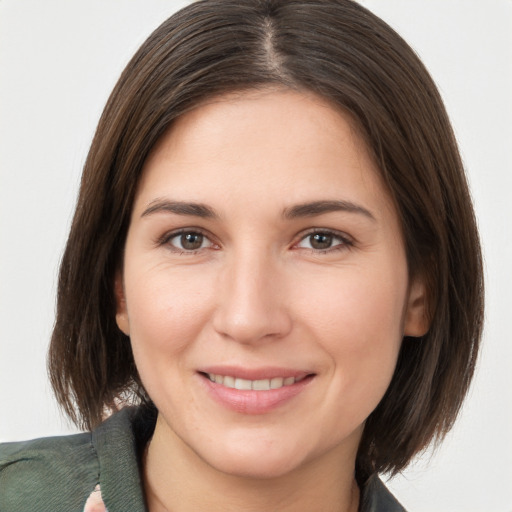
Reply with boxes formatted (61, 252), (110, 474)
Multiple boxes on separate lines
(1, 1), (511, 511)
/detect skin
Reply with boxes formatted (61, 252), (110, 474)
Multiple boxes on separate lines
(116, 89), (428, 512)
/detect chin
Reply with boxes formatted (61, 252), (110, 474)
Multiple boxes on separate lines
(209, 450), (305, 480)
(194, 429), (320, 481)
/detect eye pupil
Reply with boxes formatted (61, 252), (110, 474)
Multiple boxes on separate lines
(310, 233), (332, 249)
(181, 232), (203, 250)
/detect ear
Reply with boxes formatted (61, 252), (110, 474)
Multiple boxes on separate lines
(114, 271), (130, 336)
(403, 275), (430, 337)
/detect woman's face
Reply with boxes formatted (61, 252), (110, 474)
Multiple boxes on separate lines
(116, 89), (427, 478)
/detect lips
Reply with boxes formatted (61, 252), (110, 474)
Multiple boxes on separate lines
(198, 367), (314, 414)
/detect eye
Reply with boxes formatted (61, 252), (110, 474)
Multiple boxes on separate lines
(165, 230), (214, 252)
(296, 230), (352, 252)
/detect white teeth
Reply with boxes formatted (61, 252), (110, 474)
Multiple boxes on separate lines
(206, 373), (301, 390)
(270, 377), (284, 389)
(223, 375), (235, 388)
(235, 378), (252, 390)
(253, 379), (271, 391)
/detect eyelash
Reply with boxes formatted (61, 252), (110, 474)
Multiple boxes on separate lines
(156, 228), (216, 254)
(156, 228), (354, 255)
(294, 228), (354, 254)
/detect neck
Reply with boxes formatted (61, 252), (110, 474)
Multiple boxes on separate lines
(143, 415), (360, 512)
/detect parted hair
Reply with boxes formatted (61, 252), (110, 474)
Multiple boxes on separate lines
(48, 0), (484, 478)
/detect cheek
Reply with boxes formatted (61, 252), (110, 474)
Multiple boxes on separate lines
(297, 264), (407, 344)
(293, 264), (407, 410)
(124, 266), (216, 359)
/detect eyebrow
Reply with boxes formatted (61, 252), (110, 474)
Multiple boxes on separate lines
(282, 200), (376, 221)
(141, 199), (219, 219)
(141, 198), (375, 222)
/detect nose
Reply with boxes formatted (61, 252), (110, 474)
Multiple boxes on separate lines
(212, 251), (293, 345)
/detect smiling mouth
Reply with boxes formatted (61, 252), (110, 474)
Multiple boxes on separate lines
(199, 370), (315, 413)
(202, 373), (310, 391)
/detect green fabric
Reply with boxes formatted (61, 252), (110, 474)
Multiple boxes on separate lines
(362, 475), (407, 512)
(0, 407), (147, 512)
(0, 431), (98, 511)
(0, 406), (406, 512)
(91, 410), (147, 510)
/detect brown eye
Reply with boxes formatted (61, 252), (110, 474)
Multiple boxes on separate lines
(296, 230), (351, 252)
(309, 233), (333, 250)
(166, 231), (213, 252)
(181, 233), (204, 250)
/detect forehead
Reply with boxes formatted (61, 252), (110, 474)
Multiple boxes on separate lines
(148, 88), (367, 164)
(134, 88), (393, 218)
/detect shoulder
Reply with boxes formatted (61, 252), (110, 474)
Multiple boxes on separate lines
(360, 474), (407, 512)
(0, 406), (153, 512)
(0, 431), (99, 511)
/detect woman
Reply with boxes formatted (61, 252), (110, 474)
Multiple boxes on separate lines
(0, 1), (484, 511)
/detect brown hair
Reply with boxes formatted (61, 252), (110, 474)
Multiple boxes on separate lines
(48, 0), (484, 477)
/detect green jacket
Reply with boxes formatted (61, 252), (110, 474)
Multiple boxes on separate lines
(0, 407), (406, 511)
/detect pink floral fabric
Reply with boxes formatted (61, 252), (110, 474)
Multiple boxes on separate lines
(83, 484), (108, 512)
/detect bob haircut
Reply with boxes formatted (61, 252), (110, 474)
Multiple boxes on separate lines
(49, 0), (484, 478)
